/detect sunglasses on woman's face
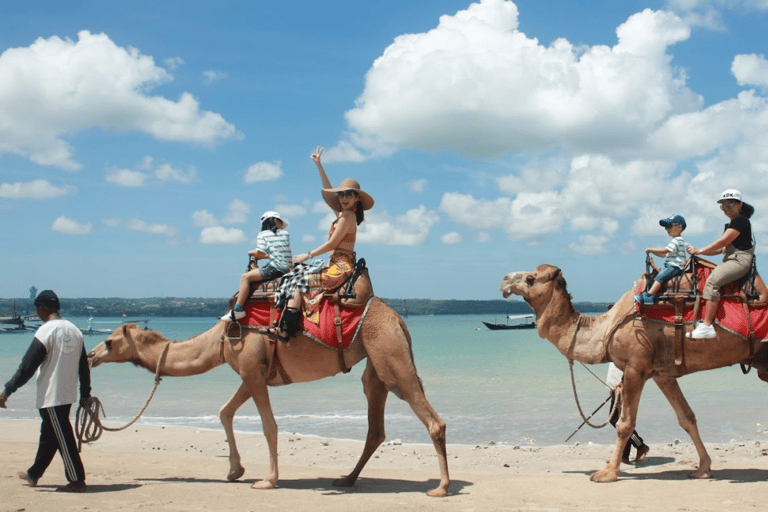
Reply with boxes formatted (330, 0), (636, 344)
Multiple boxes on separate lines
(337, 190), (358, 198)
(720, 201), (737, 210)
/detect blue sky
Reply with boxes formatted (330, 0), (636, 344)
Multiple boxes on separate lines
(2, 0), (768, 302)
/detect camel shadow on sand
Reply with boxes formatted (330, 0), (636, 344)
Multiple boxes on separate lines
(135, 475), (472, 496)
(565, 456), (768, 483)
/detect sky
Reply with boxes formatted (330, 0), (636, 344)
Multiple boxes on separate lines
(2, 0), (768, 303)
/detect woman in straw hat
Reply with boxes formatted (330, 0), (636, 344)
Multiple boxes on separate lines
(686, 188), (755, 339)
(280, 147), (374, 336)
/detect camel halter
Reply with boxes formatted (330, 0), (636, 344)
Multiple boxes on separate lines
(75, 340), (172, 451)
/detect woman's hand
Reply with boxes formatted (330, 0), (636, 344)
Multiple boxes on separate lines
(687, 245), (699, 256)
(311, 146), (324, 164)
(294, 252), (311, 265)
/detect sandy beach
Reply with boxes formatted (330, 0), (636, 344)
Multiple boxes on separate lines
(3, 419), (768, 511)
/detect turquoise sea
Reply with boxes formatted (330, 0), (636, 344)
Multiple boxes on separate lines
(1, 315), (766, 447)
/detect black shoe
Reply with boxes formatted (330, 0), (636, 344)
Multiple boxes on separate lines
(56, 481), (87, 493)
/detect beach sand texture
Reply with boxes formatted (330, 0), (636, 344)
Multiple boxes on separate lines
(3, 419), (768, 512)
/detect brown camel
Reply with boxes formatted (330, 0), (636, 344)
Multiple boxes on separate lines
(87, 297), (449, 496)
(500, 264), (768, 483)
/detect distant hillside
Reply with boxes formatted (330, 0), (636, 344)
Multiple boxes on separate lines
(1, 296), (613, 318)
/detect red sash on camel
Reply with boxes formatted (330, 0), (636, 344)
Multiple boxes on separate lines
(238, 297), (372, 351)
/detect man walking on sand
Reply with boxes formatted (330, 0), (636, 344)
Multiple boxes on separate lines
(0, 290), (91, 492)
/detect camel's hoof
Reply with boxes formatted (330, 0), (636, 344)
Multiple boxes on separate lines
(688, 469), (712, 479)
(590, 469), (619, 483)
(427, 486), (449, 497)
(332, 475), (356, 488)
(227, 466), (245, 481)
(251, 479), (277, 490)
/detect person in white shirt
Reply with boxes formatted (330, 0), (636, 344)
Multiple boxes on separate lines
(606, 363), (649, 464)
(0, 290), (91, 493)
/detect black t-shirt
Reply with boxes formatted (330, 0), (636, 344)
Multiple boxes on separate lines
(725, 215), (753, 250)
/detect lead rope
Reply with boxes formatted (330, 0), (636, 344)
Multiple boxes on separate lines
(569, 360), (621, 429)
(75, 340), (172, 451)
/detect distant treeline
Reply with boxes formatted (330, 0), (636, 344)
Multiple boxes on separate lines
(1, 297), (613, 318)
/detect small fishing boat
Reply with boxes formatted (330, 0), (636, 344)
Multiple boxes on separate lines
(482, 314), (536, 330)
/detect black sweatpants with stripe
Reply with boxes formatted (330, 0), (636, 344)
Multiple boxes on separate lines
(28, 404), (85, 483)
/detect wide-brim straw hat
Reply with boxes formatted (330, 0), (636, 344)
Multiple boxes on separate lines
(321, 178), (375, 212)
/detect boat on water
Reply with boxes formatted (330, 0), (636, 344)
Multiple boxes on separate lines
(80, 316), (114, 335)
(482, 314), (536, 330)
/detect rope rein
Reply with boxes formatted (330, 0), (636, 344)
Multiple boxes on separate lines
(75, 340), (172, 451)
(569, 359), (621, 430)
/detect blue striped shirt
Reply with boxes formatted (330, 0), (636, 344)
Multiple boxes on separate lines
(664, 236), (689, 269)
(255, 229), (293, 272)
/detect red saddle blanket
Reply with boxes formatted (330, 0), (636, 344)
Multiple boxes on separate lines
(636, 265), (768, 342)
(240, 298), (370, 350)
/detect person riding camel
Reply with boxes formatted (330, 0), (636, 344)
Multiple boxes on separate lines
(221, 211), (293, 323)
(686, 189), (755, 339)
(279, 146), (374, 338)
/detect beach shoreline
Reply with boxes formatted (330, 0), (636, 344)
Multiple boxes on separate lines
(3, 418), (768, 511)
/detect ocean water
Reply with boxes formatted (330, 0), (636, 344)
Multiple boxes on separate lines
(1, 314), (767, 447)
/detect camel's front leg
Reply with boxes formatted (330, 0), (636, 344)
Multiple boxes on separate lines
(591, 369), (646, 483)
(241, 374), (279, 489)
(653, 375), (712, 479)
(219, 383), (251, 481)
(334, 360), (389, 489)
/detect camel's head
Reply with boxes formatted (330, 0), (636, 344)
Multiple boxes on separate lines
(500, 264), (570, 307)
(88, 323), (144, 368)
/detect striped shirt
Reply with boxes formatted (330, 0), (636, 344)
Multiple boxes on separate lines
(664, 236), (689, 269)
(255, 229), (293, 272)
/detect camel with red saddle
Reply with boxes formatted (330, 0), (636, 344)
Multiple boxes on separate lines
(500, 262), (768, 483)
(87, 270), (450, 497)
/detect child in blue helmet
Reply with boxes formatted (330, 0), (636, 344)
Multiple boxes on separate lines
(635, 214), (690, 304)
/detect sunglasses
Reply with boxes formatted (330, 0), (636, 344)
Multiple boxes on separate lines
(337, 190), (358, 198)
(720, 201), (737, 210)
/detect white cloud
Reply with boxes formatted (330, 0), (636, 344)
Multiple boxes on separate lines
(164, 56), (185, 70)
(569, 234), (611, 255)
(0, 179), (76, 199)
(0, 30), (239, 170)
(106, 168), (149, 187)
(192, 210), (218, 228)
(474, 231), (492, 242)
(357, 206), (440, 245)
(273, 203), (307, 220)
(103, 217), (178, 242)
(244, 161), (283, 183)
(223, 199), (251, 224)
(441, 232), (462, 244)
(408, 179), (427, 193)
(200, 226), (247, 245)
(155, 163), (197, 184)
(51, 216), (92, 235)
(125, 218), (177, 237)
(732, 54), (768, 88)
(202, 70), (227, 85)
(106, 159), (197, 187)
(339, 0), (700, 160)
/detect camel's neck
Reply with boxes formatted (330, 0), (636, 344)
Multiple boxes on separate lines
(136, 324), (225, 377)
(532, 289), (611, 365)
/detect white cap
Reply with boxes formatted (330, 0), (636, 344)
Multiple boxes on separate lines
(718, 189), (742, 203)
(260, 211), (288, 227)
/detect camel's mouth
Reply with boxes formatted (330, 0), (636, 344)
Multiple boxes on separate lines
(87, 351), (103, 368)
(500, 272), (525, 299)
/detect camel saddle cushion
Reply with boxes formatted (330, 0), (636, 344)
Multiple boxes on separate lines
(239, 297), (373, 351)
(636, 264), (768, 342)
